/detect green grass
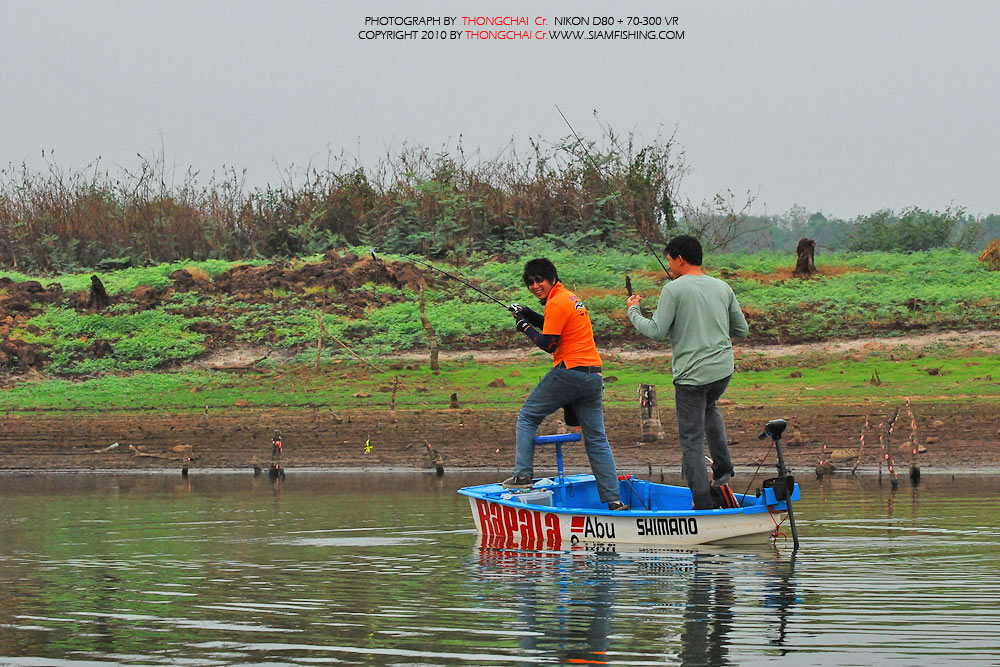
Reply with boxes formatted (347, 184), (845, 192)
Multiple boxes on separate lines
(3, 248), (999, 399)
(22, 308), (206, 373)
(1, 258), (249, 294)
(388, 247), (1000, 344)
(2, 353), (996, 415)
(726, 355), (1000, 404)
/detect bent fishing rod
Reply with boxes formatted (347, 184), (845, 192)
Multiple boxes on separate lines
(555, 104), (672, 280)
(370, 250), (513, 311)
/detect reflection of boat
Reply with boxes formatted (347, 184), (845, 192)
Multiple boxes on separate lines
(458, 472), (799, 547)
(471, 534), (800, 663)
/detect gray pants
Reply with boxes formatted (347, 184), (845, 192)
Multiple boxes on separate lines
(674, 375), (734, 510)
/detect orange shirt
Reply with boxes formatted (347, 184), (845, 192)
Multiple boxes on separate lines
(542, 282), (602, 368)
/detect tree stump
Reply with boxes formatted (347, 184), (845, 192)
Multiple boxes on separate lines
(87, 275), (110, 310)
(793, 238), (816, 278)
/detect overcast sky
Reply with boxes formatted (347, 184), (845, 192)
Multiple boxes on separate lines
(3, 0), (999, 219)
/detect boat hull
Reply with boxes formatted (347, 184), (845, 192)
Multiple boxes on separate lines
(458, 474), (799, 547)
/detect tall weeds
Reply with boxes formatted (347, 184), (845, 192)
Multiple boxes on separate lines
(0, 132), (685, 271)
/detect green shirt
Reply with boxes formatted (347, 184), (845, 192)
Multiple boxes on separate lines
(627, 274), (749, 385)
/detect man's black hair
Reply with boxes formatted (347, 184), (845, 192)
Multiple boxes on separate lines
(664, 235), (703, 266)
(522, 258), (559, 285)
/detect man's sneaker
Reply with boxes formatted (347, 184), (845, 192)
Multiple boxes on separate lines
(502, 476), (533, 490)
(607, 500), (630, 511)
(712, 469), (734, 487)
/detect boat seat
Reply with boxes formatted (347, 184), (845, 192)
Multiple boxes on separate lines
(534, 433), (580, 478)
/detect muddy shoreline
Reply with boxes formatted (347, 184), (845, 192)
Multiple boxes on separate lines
(2, 402), (997, 475)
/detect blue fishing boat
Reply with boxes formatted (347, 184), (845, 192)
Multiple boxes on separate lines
(458, 420), (801, 548)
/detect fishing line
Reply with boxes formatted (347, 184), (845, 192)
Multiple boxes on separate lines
(554, 105), (671, 278)
(740, 444), (772, 500)
(370, 250), (513, 311)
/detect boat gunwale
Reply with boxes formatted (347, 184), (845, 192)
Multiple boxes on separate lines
(457, 475), (797, 518)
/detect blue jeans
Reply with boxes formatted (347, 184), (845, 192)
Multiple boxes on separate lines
(674, 375), (734, 510)
(514, 366), (620, 503)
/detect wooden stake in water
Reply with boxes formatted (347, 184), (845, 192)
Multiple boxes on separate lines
(878, 420), (886, 483)
(881, 407), (901, 490)
(851, 415), (870, 475)
(637, 384), (662, 442)
(425, 442), (444, 476)
(905, 397), (920, 483)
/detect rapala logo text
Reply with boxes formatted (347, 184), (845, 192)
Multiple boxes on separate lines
(571, 515), (616, 539)
(475, 499), (561, 543)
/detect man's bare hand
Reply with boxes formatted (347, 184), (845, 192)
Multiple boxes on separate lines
(626, 294), (642, 308)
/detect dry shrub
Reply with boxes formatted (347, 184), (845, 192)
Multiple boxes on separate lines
(1, 132), (687, 270)
(184, 266), (210, 283)
(979, 239), (1000, 270)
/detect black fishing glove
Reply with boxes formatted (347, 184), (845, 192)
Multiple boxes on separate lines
(515, 318), (531, 333)
(511, 303), (544, 328)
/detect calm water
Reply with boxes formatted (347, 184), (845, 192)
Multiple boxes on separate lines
(1, 471), (998, 666)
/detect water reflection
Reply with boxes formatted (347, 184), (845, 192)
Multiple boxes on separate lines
(472, 535), (801, 665)
(679, 554), (735, 665)
(763, 552), (798, 655)
(474, 536), (619, 664)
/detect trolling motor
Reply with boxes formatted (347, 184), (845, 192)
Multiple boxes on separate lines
(759, 419), (800, 551)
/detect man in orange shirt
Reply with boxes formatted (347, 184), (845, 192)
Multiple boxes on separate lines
(502, 258), (627, 510)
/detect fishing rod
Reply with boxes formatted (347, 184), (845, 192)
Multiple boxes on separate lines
(370, 250), (513, 311)
(554, 105), (672, 279)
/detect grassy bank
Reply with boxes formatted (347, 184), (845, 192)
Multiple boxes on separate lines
(2, 248), (998, 372)
(1, 248), (998, 411)
(2, 350), (996, 416)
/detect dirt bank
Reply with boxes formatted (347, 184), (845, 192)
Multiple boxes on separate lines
(2, 401), (997, 475)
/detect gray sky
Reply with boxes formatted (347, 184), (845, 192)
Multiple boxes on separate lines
(3, 0), (999, 219)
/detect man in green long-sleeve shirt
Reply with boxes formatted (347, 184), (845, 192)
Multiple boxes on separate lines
(626, 235), (749, 509)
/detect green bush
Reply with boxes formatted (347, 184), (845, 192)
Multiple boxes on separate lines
(847, 207), (962, 252)
(26, 308), (206, 373)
